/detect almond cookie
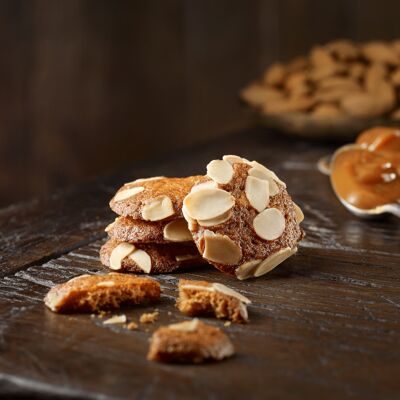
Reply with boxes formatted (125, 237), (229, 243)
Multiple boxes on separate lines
(44, 273), (160, 313)
(110, 176), (207, 222)
(177, 278), (251, 323)
(147, 319), (234, 363)
(106, 216), (192, 244)
(100, 238), (205, 274)
(182, 156), (304, 279)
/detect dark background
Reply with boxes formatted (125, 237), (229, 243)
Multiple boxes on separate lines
(1, 0), (400, 207)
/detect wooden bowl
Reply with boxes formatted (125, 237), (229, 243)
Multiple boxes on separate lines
(255, 111), (400, 141)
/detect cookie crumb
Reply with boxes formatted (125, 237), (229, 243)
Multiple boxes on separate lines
(140, 311), (159, 324)
(224, 321), (231, 327)
(125, 321), (138, 330)
(98, 310), (109, 318)
(103, 314), (127, 325)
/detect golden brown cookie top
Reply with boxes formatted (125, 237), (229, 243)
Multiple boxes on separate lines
(110, 176), (207, 221)
(106, 216), (192, 244)
(182, 156), (304, 279)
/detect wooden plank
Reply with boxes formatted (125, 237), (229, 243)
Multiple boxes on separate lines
(0, 128), (399, 398)
(0, 239), (399, 399)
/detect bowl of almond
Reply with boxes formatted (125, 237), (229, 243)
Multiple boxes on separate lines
(241, 39), (400, 140)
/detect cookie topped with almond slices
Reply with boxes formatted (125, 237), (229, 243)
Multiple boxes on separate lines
(182, 155), (304, 279)
(110, 176), (207, 222)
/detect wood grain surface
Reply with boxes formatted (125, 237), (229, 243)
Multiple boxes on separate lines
(0, 129), (399, 399)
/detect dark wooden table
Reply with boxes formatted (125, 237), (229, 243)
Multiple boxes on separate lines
(0, 128), (399, 399)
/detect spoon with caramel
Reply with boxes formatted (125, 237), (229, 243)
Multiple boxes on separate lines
(327, 127), (400, 218)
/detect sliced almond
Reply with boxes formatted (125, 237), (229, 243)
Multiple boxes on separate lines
(163, 219), (192, 242)
(254, 247), (297, 277)
(181, 283), (214, 292)
(190, 180), (217, 193)
(245, 176), (270, 212)
(169, 318), (200, 332)
(129, 249), (152, 273)
(239, 303), (248, 320)
(141, 195), (174, 221)
(202, 231), (242, 265)
(207, 159), (234, 184)
(249, 161), (286, 187)
(253, 208), (285, 241)
(175, 254), (201, 262)
(293, 203), (304, 223)
(68, 274), (91, 283)
(222, 155), (250, 165)
(183, 188), (235, 220)
(125, 176), (165, 185)
(104, 222), (115, 233)
(114, 186), (144, 202)
(182, 204), (197, 230)
(212, 283), (251, 304)
(235, 260), (262, 280)
(109, 242), (135, 270)
(197, 209), (232, 227)
(132, 176), (165, 184)
(248, 166), (280, 196)
(103, 315), (127, 325)
(96, 281), (115, 287)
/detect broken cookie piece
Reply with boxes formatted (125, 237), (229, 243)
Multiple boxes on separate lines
(44, 273), (160, 313)
(177, 279), (251, 323)
(147, 318), (234, 363)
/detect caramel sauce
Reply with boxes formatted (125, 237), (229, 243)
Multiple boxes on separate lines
(331, 127), (400, 210)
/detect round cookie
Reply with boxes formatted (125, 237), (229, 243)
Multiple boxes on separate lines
(182, 155), (304, 279)
(100, 238), (206, 274)
(106, 216), (193, 244)
(110, 176), (207, 222)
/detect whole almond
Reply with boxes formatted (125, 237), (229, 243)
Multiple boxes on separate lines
(314, 84), (361, 102)
(285, 72), (310, 97)
(327, 40), (359, 61)
(362, 41), (399, 65)
(312, 103), (341, 117)
(286, 56), (308, 73)
(310, 46), (334, 66)
(341, 84), (395, 118)
(364, 63), (387, 93)
(263, 63), (286, 86)
(309, 62), (346, 82)
(349, 62), (366, 80)
(318, 76), (360, 91)
(391, 69), (400, 86)
(262, 96), (315, 114)
(240, 83), (284, 107)
(390, 108), (400, 120)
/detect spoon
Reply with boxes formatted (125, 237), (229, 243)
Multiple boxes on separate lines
(318, 145), (400, 219)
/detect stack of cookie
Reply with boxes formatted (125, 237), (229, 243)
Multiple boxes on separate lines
(100, 155), (305, 279)
(100, 176), (208, 274)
